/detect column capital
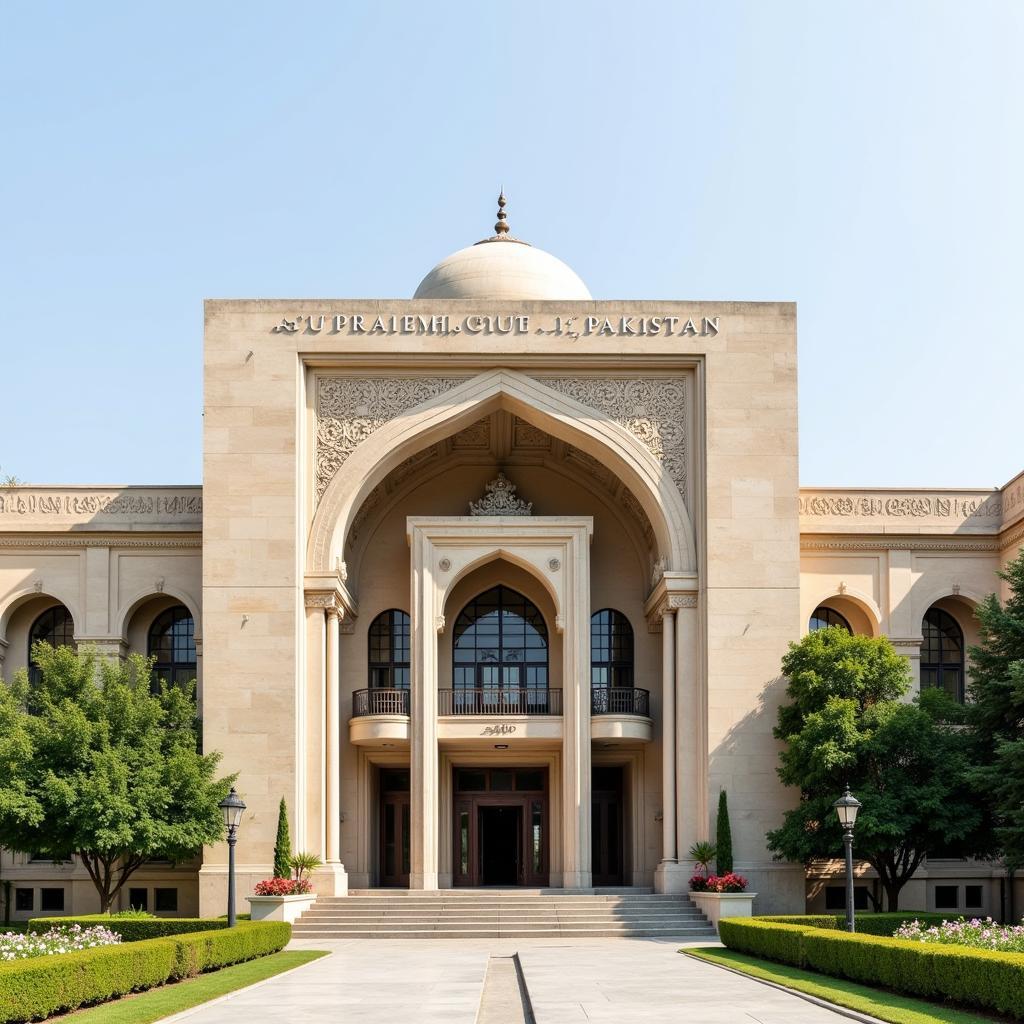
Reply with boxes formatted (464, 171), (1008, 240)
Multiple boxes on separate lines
(303, 571), (358, 621)
(644, 572), (699, 632)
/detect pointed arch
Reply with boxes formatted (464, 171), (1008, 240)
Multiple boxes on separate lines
(308, 368), (696, 576)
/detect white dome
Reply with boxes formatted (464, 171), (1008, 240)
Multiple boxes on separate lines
(413, 193), (591, 301)
(414, 239), (592, 301)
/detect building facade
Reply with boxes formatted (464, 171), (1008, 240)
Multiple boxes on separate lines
(2, 204), (1021, 920)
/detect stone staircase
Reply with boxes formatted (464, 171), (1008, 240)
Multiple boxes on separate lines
(290, 889), (716, 939)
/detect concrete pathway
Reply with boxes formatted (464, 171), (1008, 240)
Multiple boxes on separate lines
(165, 937), (860, 1024)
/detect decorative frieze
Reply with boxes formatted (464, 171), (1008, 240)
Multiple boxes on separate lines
(535, 376), (687, 497)
(799, 491), (1002, 526)
(315, 376), (470, 501)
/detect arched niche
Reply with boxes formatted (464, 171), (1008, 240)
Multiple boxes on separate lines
(308, 369), (696, 578)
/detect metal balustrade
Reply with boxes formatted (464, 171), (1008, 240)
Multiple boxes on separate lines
(591, 686), (650, 717)
(437, 687), (562, 716)
(352, 688), (410, 717)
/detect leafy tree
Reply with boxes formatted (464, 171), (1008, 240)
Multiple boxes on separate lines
(273, 798), (292, 879)
(0, 642), (233, 913)
(967, 549), (1024, 868)
(767, 627), (985, 910)
(715, 790), (733, 875)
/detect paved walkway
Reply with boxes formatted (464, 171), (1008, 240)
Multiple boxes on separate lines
(166, 938), (860, 1024)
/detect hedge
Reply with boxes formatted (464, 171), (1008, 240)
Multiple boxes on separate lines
(0, 921), (290, 1024)
(28, 916), (231, 942)
(754, 912), (957, 936)
(718, 916), (1024, 1020)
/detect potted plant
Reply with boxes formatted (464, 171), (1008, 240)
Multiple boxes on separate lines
(247, 850), (322, 923)
(687, 833), (756, 930)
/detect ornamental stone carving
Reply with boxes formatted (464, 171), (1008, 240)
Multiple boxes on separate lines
(536, 377), (687, 497)
(316, 376), (470, 501)
(469, 473), (533, 517)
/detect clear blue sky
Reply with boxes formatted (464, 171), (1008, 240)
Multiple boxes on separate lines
(2, 2), (1021, 488)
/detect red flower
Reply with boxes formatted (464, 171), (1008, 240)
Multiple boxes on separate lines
(253, 877), (312, 896)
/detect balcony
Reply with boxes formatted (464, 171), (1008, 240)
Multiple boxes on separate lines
(591, 687), (650, 717)
(349, 688), (410, 747)
(437, 687), (562, 716)
(590, 686), (653, 744)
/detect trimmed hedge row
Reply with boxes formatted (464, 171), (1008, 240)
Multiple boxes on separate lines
(28, 916), (231, 941)
(0, 921), (290, 1024)
(718, 916), (1024, 1020)
(756, 912), (957, 936)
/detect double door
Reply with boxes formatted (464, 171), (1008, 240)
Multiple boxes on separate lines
(379, 770), (410, 887)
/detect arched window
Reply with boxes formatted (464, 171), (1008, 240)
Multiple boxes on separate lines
(368, 610), (410, 689)
(453, 586), (548, 709)
(809, 606), (852, 633)
(591, 610), (634, 689)
(28, 605), (75, 684)
(148, 605), (197, 689)
(921, 607), (964, 702)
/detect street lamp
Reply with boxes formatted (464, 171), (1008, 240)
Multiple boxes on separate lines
(219, 787), (246, 927)
(833, 783), (862, 933)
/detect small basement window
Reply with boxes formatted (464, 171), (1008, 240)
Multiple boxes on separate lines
(39, 888), (65, 912)
(128, 887), (148, 911)
(965, 885), (983, 909)
(934, 885), (959, 910)
(154, 888), (178, 913)
(825, 886), (868, 911)
(15, 888), (33, 912)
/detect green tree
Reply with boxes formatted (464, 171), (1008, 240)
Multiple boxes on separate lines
(273, 798), (292, 879)
(0, 642), (233, 912)
(967, 549), (1024, 868)
(767, 627), (984, 910)
(715, 790), (733, 875)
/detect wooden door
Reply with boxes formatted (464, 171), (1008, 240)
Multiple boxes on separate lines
(592, 767), (624, 885)
(380, 770), (410, 887)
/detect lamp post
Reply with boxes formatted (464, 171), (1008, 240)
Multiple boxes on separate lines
(218, 787), (246, 927)
(833, 784), (862, 933)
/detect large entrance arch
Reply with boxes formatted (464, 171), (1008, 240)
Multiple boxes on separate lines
(307, 369), (696, 579)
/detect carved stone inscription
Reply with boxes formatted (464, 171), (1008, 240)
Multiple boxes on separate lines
(0, 492), (202, 517)
(799, 494), (1002, 521)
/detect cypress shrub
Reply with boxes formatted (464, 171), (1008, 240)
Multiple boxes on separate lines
(273, 797), (292, 879)
(715, 791), (733, 875)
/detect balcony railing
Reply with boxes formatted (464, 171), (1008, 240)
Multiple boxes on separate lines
(353, 688), (410, 717)
(438, 687), (562, 716)
(591, 687), (650, 717)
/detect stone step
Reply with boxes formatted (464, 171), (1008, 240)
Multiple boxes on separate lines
(299, 909), (706, 920)
(291, 926), (716, 939)
(345, 888), (655, 896)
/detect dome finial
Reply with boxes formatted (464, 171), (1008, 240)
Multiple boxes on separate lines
(494, 189), (509, 236)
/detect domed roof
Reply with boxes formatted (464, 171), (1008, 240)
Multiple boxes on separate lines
(413, 193), (591, 301)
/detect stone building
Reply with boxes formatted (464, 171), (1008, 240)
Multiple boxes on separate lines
(2, 198), (1021, 921)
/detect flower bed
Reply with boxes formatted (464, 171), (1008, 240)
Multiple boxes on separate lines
(0, 921), (290, 1024)
(690, 872), (748, 893)
(895, 915), (1024, 953)
(253, 877), (311, 896)
(0, 924), (120, 962)
(717, 914), (1024, 1020)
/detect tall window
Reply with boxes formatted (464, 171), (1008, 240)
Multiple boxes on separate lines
(591, 609), (634, 689)
(453, 586), (548, 693)
(368, 610), (410, 689)
(921, 607), (964, 702)
(28, 605), (75, 684)
(809, 606), (851, 633)
(148, 606), (197, 689)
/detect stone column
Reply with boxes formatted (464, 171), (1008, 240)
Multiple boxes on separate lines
(675, 599), (703, 858)
(325, 608), (341, 865)
(660, 609), (677, 865)
(409, 530), (439, 890)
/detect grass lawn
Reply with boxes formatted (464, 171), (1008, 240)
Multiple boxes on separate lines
(57, 949), (328, 1023)
(686, 947), (1006, 1024)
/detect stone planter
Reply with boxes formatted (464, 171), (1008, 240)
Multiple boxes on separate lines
(246, 893), (317, 923)
(689, 891), (757, 932)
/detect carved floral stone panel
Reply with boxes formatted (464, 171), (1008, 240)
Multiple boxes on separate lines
(316, 376), (470, 501)
(534, 377), (687, 498)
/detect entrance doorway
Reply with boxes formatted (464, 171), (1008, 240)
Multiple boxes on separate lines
(479, 805), (522, 885)
(379, 768), (410, 887)
(592, 766), (625, 885)
(453, 766), (548, 886)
